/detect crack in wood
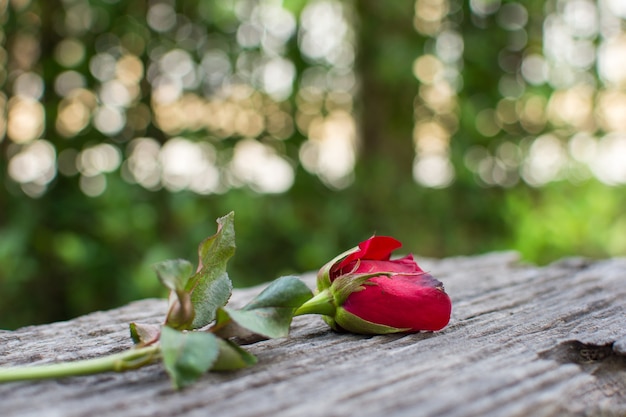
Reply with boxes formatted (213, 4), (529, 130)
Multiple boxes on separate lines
(539, 339), (626, 406)
(539, 340), (626, 365)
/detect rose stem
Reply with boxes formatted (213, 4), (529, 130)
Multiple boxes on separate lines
(0, 345), (160, 383)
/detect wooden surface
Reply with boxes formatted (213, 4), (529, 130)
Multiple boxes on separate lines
(1, 252), (625, 417)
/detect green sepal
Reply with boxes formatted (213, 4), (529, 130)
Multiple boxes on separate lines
(330, 271), (392, 306)
(316, 245), (360, 292)
(296, 273), (395, 334)
(293, 289), (335, 317)
(160, 326), (220, 389)
(214, 276), (313, 339)
(322, 314), (339, 331)
(335, 307), (409, 335)
(211, 339), (258, 371)
(187, 212), (236, 329)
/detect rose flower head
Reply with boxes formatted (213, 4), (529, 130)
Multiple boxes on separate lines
(296, 236), (451, 334)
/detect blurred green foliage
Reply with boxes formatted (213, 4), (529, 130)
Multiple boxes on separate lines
(1, 0), (625, 329)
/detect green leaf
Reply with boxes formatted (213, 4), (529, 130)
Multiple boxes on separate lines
(222, 307), (290, 339)
(152, 259), (196, 329)
(244, 275), (313, 310)
(164, 290), (195, 330)
(129, 322), (161, 346)
(187, 212), (236, 329)
(160, 326), (220, 389)
(153, 259), (194, 292)
(211, 339), (257, 371)
(219, 276), (313, 339)
(212, 307), (268, 344)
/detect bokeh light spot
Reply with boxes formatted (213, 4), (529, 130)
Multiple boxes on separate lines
(54, 38), (85, 68)
(230, 139), (294, 193)
(8, 140), (57, 197)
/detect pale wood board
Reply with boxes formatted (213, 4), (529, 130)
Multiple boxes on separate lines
(1, 252), (625, 417)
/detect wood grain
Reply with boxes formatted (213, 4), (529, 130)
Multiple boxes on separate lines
(1, 252), (625, 417)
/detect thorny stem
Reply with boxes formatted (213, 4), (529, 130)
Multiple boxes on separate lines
(0, 345), (160, 383)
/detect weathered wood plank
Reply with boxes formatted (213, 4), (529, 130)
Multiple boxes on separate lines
(1, 252), (625, 417)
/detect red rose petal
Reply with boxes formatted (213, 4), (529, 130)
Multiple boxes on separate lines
(337, 236), (402, 273)
(351, 256), (424, 275)
(343, 274), (451, 331)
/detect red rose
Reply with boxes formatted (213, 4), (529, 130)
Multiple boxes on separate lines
(296, 236), (452, 334)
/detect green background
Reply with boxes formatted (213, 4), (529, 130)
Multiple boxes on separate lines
(1, 0), (625, 329)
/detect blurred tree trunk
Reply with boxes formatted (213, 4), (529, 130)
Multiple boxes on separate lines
(354, 0), (418, 179)
(352, 0), (421, 218)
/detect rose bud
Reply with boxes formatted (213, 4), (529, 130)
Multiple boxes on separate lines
(295, 236), (451, 334)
